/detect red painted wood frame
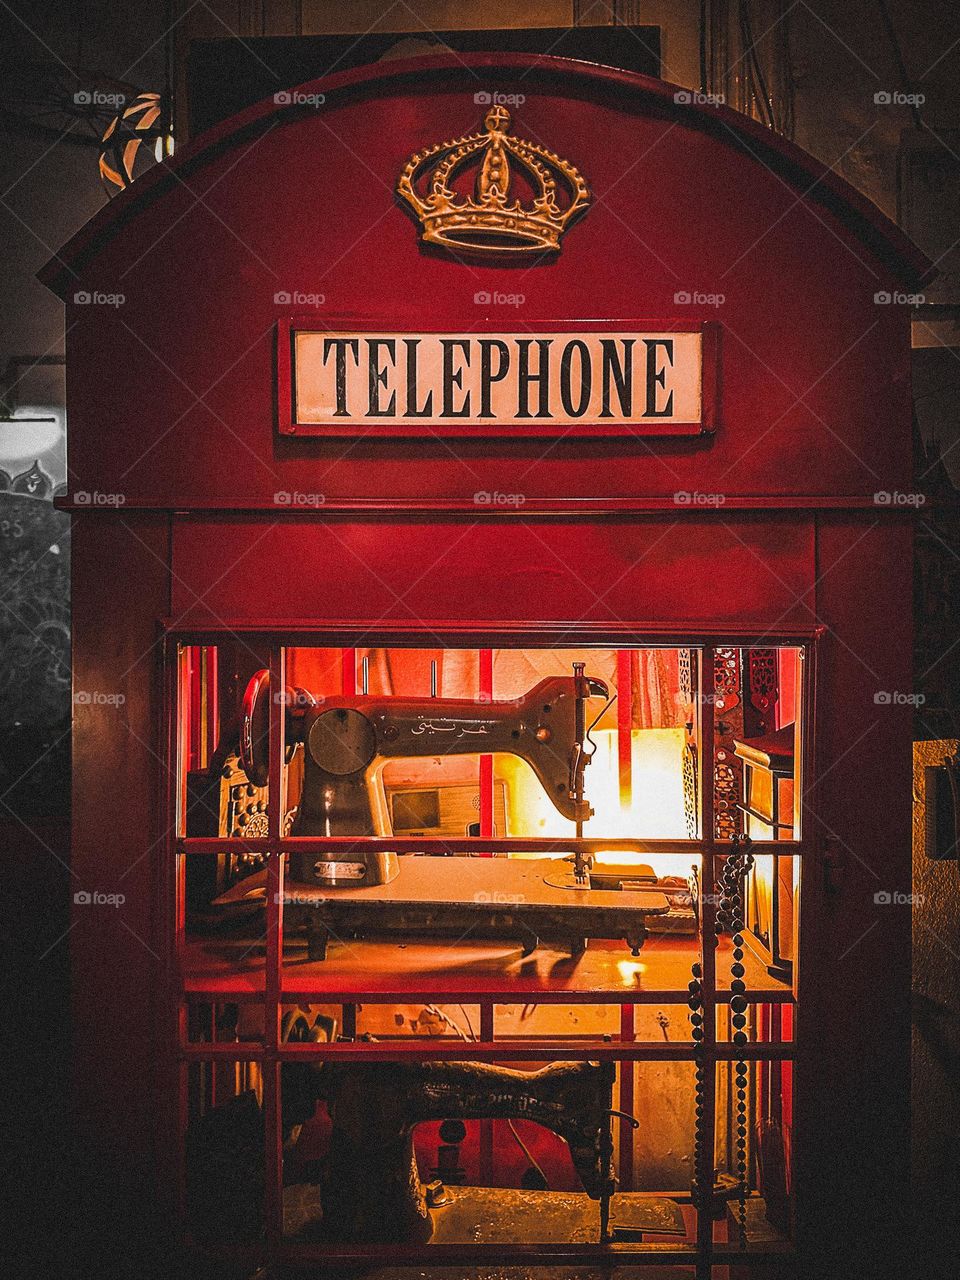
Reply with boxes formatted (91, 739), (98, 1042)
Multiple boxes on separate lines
(166, 623), (816, 1276)
(275, 317), (720, 439)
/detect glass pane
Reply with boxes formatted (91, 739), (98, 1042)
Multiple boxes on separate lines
(742, 854), (798, 982)
(276, 644), (702, 980)
(177, 642), (279, 1000)
(281, 644), (698, 845)
(712, 646), (804, 843)
(279, 1058), (697, 1249)
(182, 851), (267, 996)
(714, 1057), (794, 1252)
(492, 647), (695, 846)
(186, 1000), (265, 1046)
(177, 641), (275, 839)
(183, 1059), (264, 1247)
(356, 1002), (482, 1041)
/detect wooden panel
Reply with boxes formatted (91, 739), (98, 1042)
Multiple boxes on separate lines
(70, 514), (171, 1189)
(169, 515), (816, 629)
(793, 516), (913, 1268)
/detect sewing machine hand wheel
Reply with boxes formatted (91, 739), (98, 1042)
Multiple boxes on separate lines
(240, 669), (313, 787)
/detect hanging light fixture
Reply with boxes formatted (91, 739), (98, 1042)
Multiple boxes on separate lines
(98, 91), (174, 195)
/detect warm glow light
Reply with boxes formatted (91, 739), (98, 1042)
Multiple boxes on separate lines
(501, 727), (694, 877)
(592, 849), (695, 878)
(591, 728), (688, 834)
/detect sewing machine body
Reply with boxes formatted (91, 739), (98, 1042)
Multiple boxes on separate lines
(242, 666), (607, 890)
(311, 1059), (617, 1243)
(219, 664), (683, 956)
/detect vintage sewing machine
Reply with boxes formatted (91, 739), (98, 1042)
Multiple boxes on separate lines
(240, 661), (607, 880)
(189, 1051), (658, 1246)
(305, 1058), (623, 1243)
(219, 663), (670, 958)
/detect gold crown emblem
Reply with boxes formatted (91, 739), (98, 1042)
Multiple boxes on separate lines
(397, 104), (591, 256)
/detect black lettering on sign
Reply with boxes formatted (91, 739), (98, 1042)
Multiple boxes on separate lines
(403, 338), (433, 418)
(643, 338), (674, 418)
(294, 329), (703, 432)
(367, 338), (397, 416)
(478, 339), (510, 419)
(599, 338), (634, 419)
(559, 339), (592, 418)
(516, 338), (553, 419)
(441, 339), (472, 417)
(321, 337), (360, 417)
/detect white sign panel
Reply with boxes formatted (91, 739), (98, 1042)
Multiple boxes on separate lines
(284, 327), (713, 437)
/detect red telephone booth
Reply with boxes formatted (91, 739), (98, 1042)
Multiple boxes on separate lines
(44, 53), (928, 1277)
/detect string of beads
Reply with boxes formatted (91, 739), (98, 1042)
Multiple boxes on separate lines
(717, 834), (756, 1247)
(689, 834), (756, 1253)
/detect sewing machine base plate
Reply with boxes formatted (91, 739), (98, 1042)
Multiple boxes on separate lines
(284, 1184), (686, 1245)
(287, 858), (669, 960)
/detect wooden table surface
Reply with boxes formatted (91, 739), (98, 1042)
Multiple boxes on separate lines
(282, 857), (671, 917)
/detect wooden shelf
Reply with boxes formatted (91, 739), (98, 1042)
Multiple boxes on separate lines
(181, 932), (793, 1004)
